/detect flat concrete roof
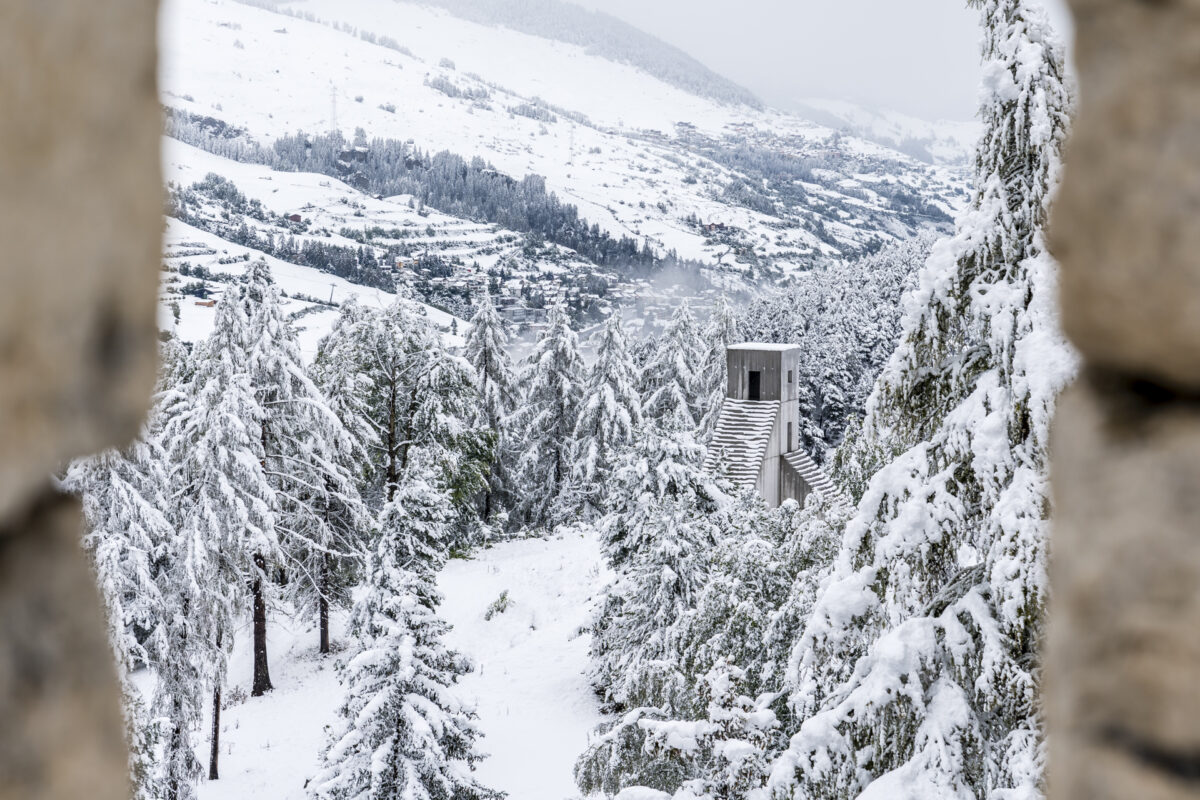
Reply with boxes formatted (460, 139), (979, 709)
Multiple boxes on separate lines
(729, 342), (801, 352)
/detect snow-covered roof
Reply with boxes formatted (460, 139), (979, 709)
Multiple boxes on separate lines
(728, 342), (801, 352)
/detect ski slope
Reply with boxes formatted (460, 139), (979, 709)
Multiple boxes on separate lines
(190, 529), (607, 800)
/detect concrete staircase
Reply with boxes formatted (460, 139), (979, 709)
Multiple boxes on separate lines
(703, 399), (779, 488)
(783, 449), (845, 505)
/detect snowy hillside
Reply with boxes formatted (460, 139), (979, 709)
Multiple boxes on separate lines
(409, 0), (763, 108)
(160, 0), (969, 289)
(792, 98), (980, 166)
(161, 140), (470, 353)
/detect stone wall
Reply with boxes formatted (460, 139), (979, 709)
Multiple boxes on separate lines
(0, 2), (162, 799)
(1048, 1), (1200, 798)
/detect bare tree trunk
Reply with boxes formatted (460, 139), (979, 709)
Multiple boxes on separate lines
(386, 377), (398, 500)
(319, 552), (331, 655)
(207, 685), (221, 780)
(167, 720), (184, 800)
(251, 553), (273, 696)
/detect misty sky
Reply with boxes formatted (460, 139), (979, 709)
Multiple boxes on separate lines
(571, 0), (1072, 121)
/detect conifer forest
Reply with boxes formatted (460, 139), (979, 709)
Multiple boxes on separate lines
(65, 0), (1080, 798)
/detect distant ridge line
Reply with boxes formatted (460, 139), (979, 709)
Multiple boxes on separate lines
(408, 0), (763, 109)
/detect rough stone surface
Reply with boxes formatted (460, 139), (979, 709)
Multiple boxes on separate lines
(0, 0), (163, 524)
(1053, 741), (1200, 800)
(1049, 377), (1200, 798)
(0, 490), (130, 800)
(1051, 0), (1200, 392)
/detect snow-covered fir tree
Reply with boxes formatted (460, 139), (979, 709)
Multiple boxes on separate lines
(578, 496), (716, 797)
(312, 297), (379, 480)
(152, 544), (210, 800)
(580, 483), (844, 800)
(314, 295), (489, 544)
(464, 291), (519, 525)
(676, 492), (802, 709)
(162, 285), (277, 781)
(310, 458), (500, 800)
(597, 427), (723, 574)
(573, 311), (643, 517)
(349, 299), (441, 496)
(640, 299), (703, 433)
(407, 347), (493, 529)
(244, 265), (371, 661)
(578, 428), (731, 796)
(245, 262), (316, 694)
(695, 296), (741, 445)
(639, 661), (779, 800)
(767, 2), (1072, 797)
(308, 302), (379, 654)
(513, 304), (584, 528)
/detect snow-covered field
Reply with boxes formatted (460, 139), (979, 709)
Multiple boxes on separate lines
(195, 529), (607, 800)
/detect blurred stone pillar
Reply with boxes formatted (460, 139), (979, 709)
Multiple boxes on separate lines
(0, 2), (162, 800)
(1049, 0), (1200, 798)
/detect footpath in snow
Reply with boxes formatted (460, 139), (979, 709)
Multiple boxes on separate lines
(439, 528), (607, 800)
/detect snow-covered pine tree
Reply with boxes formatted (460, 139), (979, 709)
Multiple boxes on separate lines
(675, 491), (799, 709)
(64, 439), (173, 800)
(513, 304), (584, 529)
(573, 311), (642, 517)
(695, 296), (740, 445)
(640, 299), (703, 433)
(244, 262), (369, 662)
(465, 291), (518, 524)
(406, 347), (493, 543)
(342, 299), (452, 500)
(768, 3), (1072, 798)
(578, 429), (731, 797)
(578, 498), (716, 797)
(598, 426), (723, 573)
(312, 298), (378, 477)
(309, 459), (500, 800)
(639, 661), (779, 800)
(309, 300), (379, 654)
(163, 285), (277, 782)
(600, 499), (715, 714)
(152, 545), (209, 800)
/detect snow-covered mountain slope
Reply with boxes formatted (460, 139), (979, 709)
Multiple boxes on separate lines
(793, 98), (980, 166)
(186, 530), (605, 800)
(160, 0), (969, 280)
(162, 136), (707, 342)
(162, 141), (476, 354)
(409, 0), (762, 108)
